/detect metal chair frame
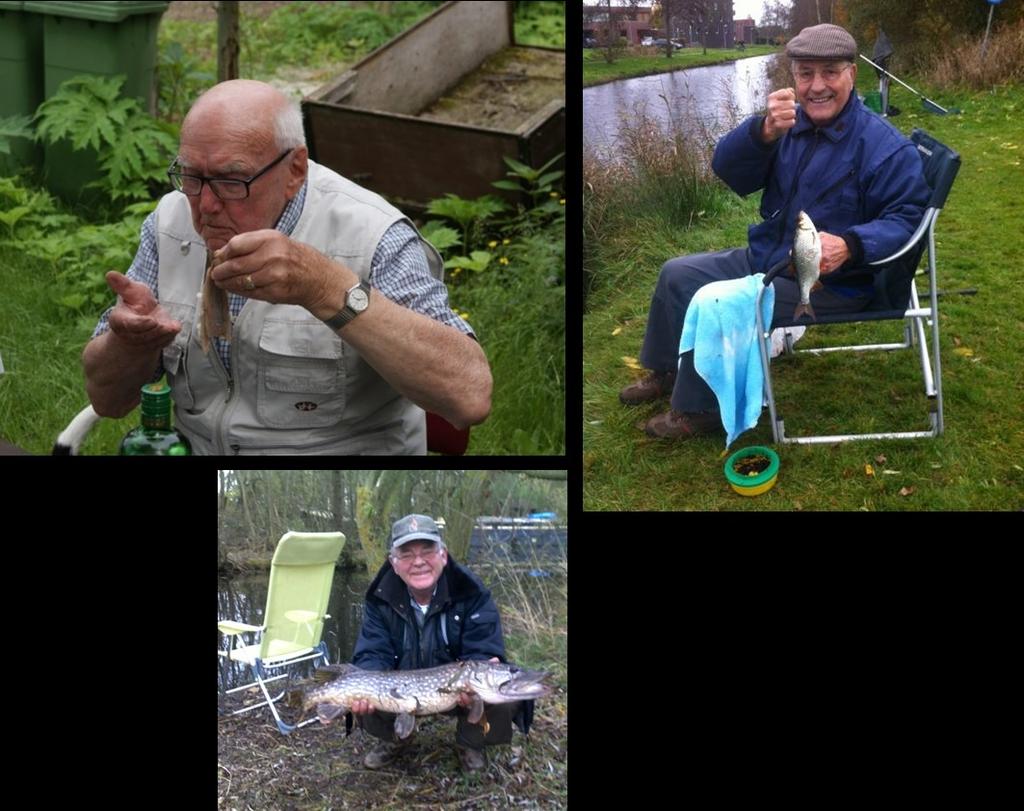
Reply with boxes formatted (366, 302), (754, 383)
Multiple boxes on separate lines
(218, 530), (345, 734)
(754, 129), (960, 445)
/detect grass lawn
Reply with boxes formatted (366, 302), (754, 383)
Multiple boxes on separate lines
(584, 45), (779, 87)
(583, 71), (1024, 510)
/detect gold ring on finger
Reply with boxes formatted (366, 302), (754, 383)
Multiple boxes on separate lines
(244, 274), (255, 291)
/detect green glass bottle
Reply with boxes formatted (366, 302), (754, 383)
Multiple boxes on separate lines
(119, 382), (192, 456)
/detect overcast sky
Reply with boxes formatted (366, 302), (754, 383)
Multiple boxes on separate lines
(732, 1), (771, 24)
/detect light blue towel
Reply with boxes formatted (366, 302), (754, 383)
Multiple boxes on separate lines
(678, 274), (774, 447)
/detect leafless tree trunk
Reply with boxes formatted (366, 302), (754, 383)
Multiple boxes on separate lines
(217, 1), (240, 83)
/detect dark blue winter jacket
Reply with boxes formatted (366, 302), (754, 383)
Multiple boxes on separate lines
(351, 554), (534, 733)
(712, 93), (930, 295)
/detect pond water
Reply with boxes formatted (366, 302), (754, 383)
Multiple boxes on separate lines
(218, 527), (567, 691)
(583, 53), (779, 159)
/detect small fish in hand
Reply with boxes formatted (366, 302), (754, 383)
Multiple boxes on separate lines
(791, 210), (822, 321)
(200, 248), (230, 353)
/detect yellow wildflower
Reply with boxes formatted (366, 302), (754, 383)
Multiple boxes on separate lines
(499, 257), (509, 265)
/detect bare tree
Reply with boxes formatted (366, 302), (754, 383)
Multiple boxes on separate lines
(217, 1), (240, 82)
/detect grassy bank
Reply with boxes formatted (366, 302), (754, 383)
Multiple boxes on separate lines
(583, 67), (1024, 510)
(584, 45), (778, 87)
(217, 553), (567, 809)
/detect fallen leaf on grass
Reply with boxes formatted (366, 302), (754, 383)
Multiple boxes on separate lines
(865, 463), (875, 477)
(899, 486), (915, 497)
(953, 347), (974, 357)
(875, 454), (887, 464)
(621, 356), (643, 371)
(882, 469), (902, 475)
(612, 326), (623, 336)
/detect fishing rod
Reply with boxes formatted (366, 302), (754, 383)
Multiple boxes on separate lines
(858, 53), (952, 115)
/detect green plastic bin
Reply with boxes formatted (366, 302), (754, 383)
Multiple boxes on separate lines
(0, 2), (45, 174)
(23, 0), (169, 201)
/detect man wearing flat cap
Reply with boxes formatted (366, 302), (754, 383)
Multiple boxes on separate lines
(620, 23), (930, 439)
(348, 513), (532, 772)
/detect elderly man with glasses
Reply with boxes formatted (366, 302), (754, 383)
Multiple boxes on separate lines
(83, 79), (491, 454)
(347, 514), (532, 772)
(618, 23), (930, 440)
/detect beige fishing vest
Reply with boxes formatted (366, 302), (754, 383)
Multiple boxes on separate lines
(155, 160), (442, 455)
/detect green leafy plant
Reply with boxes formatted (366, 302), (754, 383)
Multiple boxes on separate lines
(425, 193), (506, 252)
(157, 40), (215, 124)
(418, 220), (461, 254)
(0, 114), (34, 156)
(0, 174), (154, 322)
(34, 74), (179, 202)
(491, 151), (565, 225)
(443, 250), (493, 273)
(0, 176), (77, 243)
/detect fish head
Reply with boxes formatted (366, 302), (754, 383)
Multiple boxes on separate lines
(795, 210), (816, 233)
(462, 661), (552, 704)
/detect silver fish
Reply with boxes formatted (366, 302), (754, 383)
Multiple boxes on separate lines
(791, 210), (822, 320)
(293, 660), (551, 739)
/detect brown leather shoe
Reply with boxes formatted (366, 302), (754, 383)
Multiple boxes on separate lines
(644, 409), (721, 439)
(619, 369), (677, 405)
(456, 745), (487, 772)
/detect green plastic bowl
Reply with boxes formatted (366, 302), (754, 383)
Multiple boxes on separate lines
(724, 445), (780, 496)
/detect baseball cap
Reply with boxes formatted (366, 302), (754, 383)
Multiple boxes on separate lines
(391, 514), (443, 550)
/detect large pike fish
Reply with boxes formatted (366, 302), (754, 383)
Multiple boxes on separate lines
(293, 660), (551, 739)
(791, 210), (822, 321)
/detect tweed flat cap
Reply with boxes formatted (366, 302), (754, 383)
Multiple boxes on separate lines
(786, 23), (857, 61)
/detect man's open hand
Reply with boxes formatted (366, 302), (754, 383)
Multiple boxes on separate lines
(105, 271), (181, 350)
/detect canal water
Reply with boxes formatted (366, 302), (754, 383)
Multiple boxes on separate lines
(217, 526), (567, 691)
(584, 53), (779, 159)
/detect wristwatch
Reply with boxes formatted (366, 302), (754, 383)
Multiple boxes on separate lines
(321, 280), (371, 330)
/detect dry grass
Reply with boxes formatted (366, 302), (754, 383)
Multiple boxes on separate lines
(928, 18), (1024, 90)
(583, 100), (731, 303)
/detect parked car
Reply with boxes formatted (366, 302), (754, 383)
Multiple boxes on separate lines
(640, 36), (654, 47)
(583, 34), (596, 48)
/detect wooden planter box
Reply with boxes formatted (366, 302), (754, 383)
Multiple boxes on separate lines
(301, 0), (564, 210)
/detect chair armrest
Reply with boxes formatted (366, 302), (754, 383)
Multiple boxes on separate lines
(218, 620), (264, 635)
(869, 208), (936, 266)
(762, 256), (791, 286)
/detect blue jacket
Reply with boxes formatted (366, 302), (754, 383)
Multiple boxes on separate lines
(712, 93), (930, 294)
(351, 554), (534, 733)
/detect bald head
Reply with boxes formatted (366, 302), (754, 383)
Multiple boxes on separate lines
(175, 80), (309, 250)
(182, 80), (305, 156)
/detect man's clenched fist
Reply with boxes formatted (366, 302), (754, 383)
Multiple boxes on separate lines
(762, 88), (797, 143)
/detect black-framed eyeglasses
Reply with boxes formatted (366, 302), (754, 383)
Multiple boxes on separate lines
(393, 546), (441, 564)
(167, 148), (292, 200)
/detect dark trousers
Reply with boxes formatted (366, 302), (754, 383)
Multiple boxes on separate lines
(638, 248), (871, 412)
(358, 702), (522, 751)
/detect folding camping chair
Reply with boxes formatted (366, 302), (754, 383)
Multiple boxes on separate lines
(218, 530), (345, 734)
(755, 129), (961, 444)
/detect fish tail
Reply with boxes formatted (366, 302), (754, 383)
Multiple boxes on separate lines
(792, 301), (816, 321)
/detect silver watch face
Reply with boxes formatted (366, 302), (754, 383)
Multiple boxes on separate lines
(348, 287), (369, 311)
